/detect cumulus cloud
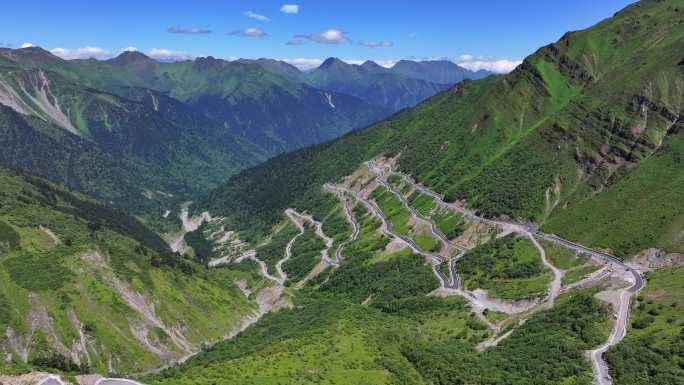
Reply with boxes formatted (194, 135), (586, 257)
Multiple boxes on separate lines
(281, 58), (323, 70)
(50, 46), (112, 60)
(456, 54), (521, 74)
(244, 11), (270, 22)
(21, 43), (34, 48)
(294, 29), (350, 45)
(146, 48), (194, 61)
(281, 4), (299, 14)
(228, 27), (269, 38)
(359, 40), (393, 48)
(167, 26), (212, 34)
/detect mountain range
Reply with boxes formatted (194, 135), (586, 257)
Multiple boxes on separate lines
(0, 48), (488, 219)
(2, 1), (683, 385)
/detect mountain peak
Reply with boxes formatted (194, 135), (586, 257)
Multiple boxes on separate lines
(107, 50), (154, 66)
(193, 56), (227, 70)
(319, 57), (347, 68)
(0, 46), (63, 65)
(361, 60), (381, 68)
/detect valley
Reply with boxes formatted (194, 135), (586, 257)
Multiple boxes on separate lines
(2, 1), (684, 384)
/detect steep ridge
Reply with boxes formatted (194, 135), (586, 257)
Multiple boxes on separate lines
(161, 2), (684, 384)
(203, 0), (684, 258)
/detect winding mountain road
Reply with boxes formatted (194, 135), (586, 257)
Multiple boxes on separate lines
(332, 191), (361, 263)
(377, 178), (466, 252)
(325, 183), (443, 266)
(365, 159), (646, 382)
(529, 234), (563, 309)
(274, 209), (306, 284)
(589, 280), (640, 385)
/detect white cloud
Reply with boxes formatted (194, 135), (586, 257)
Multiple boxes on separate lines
(146, 48), (194, 61)
(21, 42), (34, 48)
(359, 40), (393, 48)
(281, 58), (322, 70)
(244, 11), (270, 22)
(50, 46), (112, 60)
(167, 26), (212, 34)
(122, 46), (138, 52)
(455, 54), (521, 74)
(295, 29), (350, 45)
(374, 60), (398, 68)
(228, 27), (268, 38)
(281, 4), (299, 14)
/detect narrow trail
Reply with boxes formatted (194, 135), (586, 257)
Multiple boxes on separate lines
(529, 234), (563, 309)
(588, 269), (643, 385)
(286, 208), (337, 266)
(330, 190), (361, 264)
(476, 235), (564, 349)
(274, 209), (306, 285)
(237, 252), (282, 284)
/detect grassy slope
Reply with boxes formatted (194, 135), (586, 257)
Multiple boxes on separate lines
(203, 0), (684, 258)
(458, 235), (552, 299)
(606, 266), (684, 385)
(543, 130), (684, 257)
(0, 167), (257, 374)
(146, 186), (607, 385)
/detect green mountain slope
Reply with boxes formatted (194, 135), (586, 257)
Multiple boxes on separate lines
(0, 49), (387, 217)
(0, 60), (263, 216)
(140, 4), (683, 384)
(0, 166), (259, 374)
(307, 58), (449, 111)
(202, 0), (684, 257)
(74, 52), (390, 152)
(390, 59), (491, 85)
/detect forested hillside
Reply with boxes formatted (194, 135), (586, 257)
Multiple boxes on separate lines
(0, 166), (260, 374)
(203, 0), (684, 257)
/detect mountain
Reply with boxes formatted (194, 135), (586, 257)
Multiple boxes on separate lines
(65, 51), (390, 153)
(0, 49), (387, 218)
(0, 55), (264, 219)
(390, 59), (491, 84)
(307, 57), (450, 111)
(0, 166), (260, 374)
(134, 2), (683, 384)
(202, 0), (684, 257)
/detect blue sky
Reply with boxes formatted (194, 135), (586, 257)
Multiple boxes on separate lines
(0, 0), (634, 72)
